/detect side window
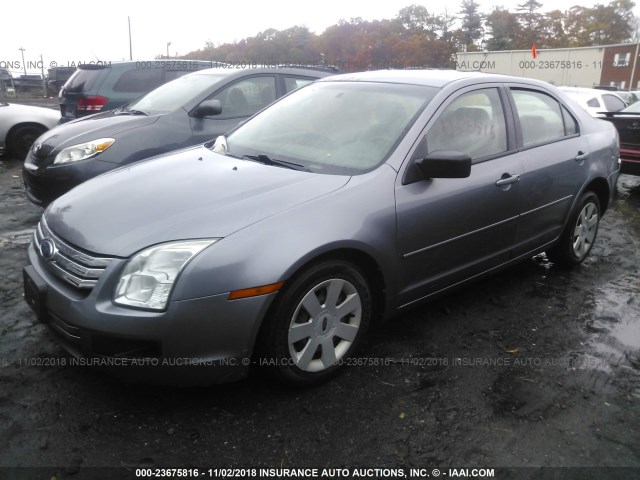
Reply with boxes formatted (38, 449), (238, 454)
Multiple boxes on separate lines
(284, 76), (314, 93)
(511, 89), (568, 147)
(209, 76), (276, 119)
(602, 94), (626, 112)
(426, 88), (507, 160)
(113, 69), (164, 93)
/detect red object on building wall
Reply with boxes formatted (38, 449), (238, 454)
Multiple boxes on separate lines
(531, 44), (538, 59)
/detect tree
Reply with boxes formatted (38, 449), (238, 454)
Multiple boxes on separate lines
(564, 1), (636, 46)
(485, 8), (522, 50)
(182, 0), (640, 67)
(396, 4), (439, 38)
(517, 0), (543, 14)
(436, 8), (457, 42)
(516, 0), (544, 47)
(458, 0), (484, 50)
(537, 10), (568, 48)
(564, 6), (590, 46)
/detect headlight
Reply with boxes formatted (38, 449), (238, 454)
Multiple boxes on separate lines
(114, 239), (218, 310)
(53, 138), (115, 164)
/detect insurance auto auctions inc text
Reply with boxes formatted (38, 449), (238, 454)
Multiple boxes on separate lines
(201, 467), (495, 478)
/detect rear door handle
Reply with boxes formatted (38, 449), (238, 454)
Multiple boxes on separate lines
(575, 152), (589, 162)
(495, 174), (520, 186)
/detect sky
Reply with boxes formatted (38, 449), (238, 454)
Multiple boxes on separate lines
(1, 0), (639, 75)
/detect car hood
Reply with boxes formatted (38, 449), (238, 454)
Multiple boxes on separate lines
(36, 111), (160, 151)
(0, 103), (60, 126)
(45, 146), (350, 257)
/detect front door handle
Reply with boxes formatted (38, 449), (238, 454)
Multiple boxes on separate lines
(495, 174), (520, 186)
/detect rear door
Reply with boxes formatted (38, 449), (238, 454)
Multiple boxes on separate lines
(506, 87), (590, 257)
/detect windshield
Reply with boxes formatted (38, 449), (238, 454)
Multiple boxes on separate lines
(225, 81), (436, 175)
(623, 101), (640, 112)
(128, 72), (228, 113)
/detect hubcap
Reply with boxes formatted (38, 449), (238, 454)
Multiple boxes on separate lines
(572, 202), (598, 258)
(288, 278), (362, 372)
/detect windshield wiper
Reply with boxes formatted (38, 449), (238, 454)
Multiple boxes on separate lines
(243, 154), (310, 172)
(115, 107), (149, 116)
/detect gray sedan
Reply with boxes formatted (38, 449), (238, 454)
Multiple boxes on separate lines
(24, 70), (621, 386)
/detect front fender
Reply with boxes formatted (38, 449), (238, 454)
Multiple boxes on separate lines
(171, 166), (399, 313)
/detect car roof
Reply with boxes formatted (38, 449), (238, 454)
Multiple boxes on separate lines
(77, 59), (215, 68)
(558, 86), (618, 95)
(317, 69), (542, 88)
(188, 66), (335, 78)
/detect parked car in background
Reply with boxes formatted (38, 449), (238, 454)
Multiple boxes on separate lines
(600, 100), (640, 175)
(58, 60), (215, 122)
(615, 91), (639, 105)
(24, 70), (620, 387)
(593, 84), (621, 91)
(558, 86), (627, 116)
(23, 67), (334, 206)
(0, 102), (60, 159)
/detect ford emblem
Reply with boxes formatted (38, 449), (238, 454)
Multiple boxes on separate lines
(40, 238), (57, 259)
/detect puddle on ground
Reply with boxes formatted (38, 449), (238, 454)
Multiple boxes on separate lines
(590, 279), (640, 356)
(0, 229), (34, 248)
(572, 175), (640, 379)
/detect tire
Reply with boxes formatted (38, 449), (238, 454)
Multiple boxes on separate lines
(547, 191), (601, 267)
(8, 125), (46, 160)
(258, 260), (372, 387)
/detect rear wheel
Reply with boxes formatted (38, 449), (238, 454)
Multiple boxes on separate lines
(547, 191), (600, 267)
(258, 260), (372, 387)
(8, 125), (46, 160)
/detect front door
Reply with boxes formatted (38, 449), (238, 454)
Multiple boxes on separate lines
(395, 86), (522, 307)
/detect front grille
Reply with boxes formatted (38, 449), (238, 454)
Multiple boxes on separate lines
(35, 218), (115, 289)
(30, 143), (55, 165)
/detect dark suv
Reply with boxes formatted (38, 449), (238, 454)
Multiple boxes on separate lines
(58, 60), (215, 121)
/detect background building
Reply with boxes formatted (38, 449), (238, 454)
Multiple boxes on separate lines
(456, 43), (640, 90)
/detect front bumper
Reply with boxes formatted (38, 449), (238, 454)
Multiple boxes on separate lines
(25, 243), (275, 385)
(22, 156), (119, 207)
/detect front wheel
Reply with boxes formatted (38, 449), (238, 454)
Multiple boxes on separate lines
(258, 260), (372, 387)
(547, 191), (601, 267)
(8, 125), (46, 160)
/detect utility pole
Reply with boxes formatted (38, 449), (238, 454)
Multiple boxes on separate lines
(128, 17), (133, 60)
(167, 42), (171, 59)
(19, 47), (27, 75)
(40, 54), (47, 97)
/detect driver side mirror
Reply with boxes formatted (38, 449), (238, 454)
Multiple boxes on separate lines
(191, 99), (222, 118)
(415, 151), (472, 179)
